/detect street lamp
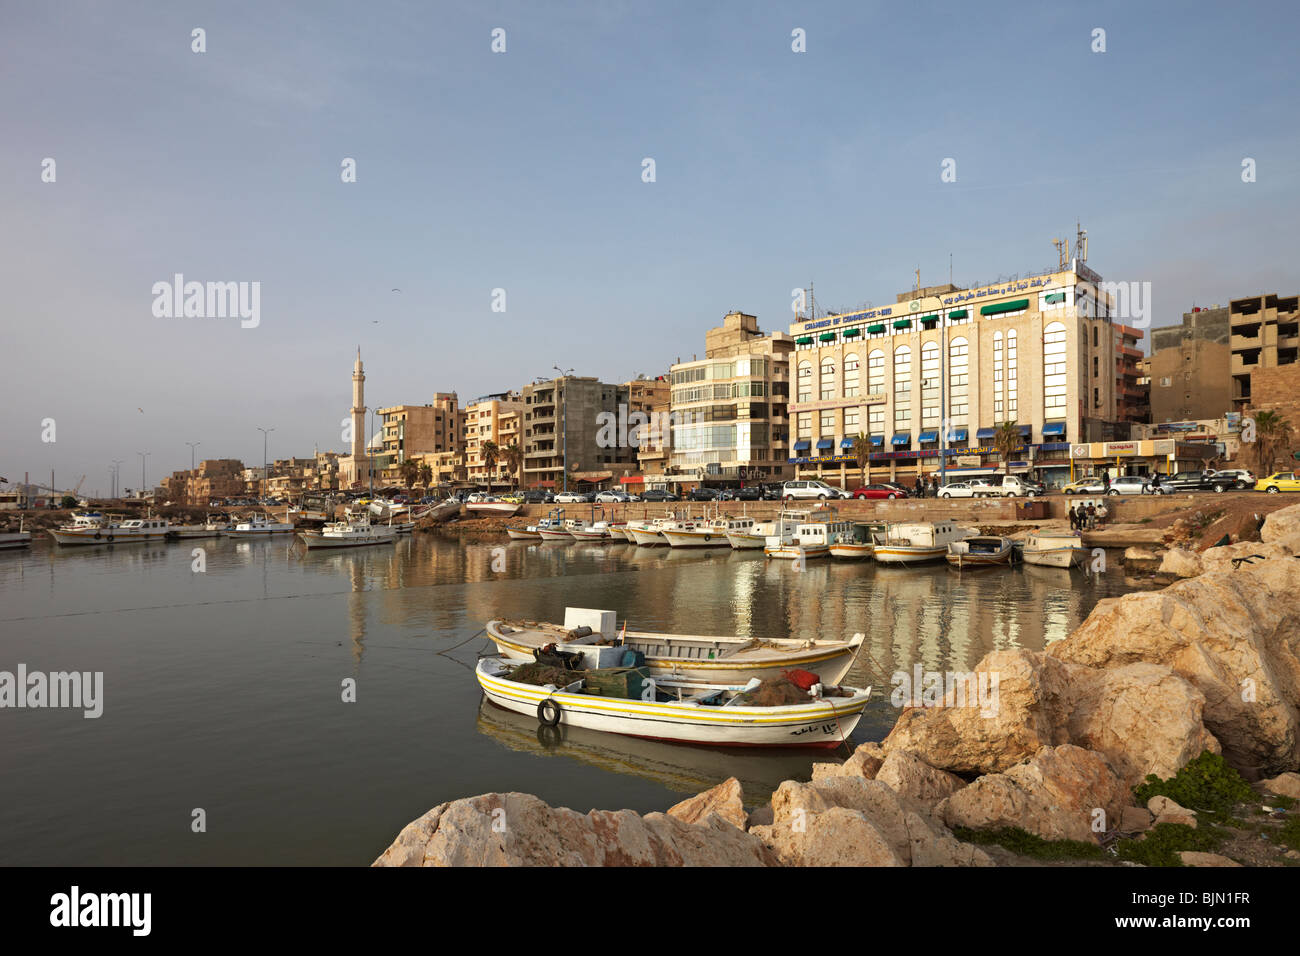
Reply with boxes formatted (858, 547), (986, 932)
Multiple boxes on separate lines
(553, 366), (574, 493)
(186, 441), (201, 506)
(137, 452), (149, 499)
(257, 427), (274, 500)
(112, 459), (123, 499)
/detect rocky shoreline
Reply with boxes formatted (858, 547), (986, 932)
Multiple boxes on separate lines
(375, 503), (1300, 867)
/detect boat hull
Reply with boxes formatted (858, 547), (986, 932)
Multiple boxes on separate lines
(49, 529), (169, 545)
(477, 661), (869, 749)
(628, 529), (666, 546)
(1022, 548), (1083, 568)
(661, 530), (730, 548)
(537, 529), (574, 542)
(873, 546), (947, 564)
(725, 532), (766, 550)
(299, 531), (397, 549)
(467, 502), (521, 516)
(506, 528), (541, 541)
(0, 533), (33, 550)
(829, 544), (874, 559)
(764, 545), (829, 560)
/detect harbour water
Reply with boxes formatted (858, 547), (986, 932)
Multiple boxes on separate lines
(0, 535), (1145, 865)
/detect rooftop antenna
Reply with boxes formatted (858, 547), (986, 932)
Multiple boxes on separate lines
(1052, 235), (1070, 271)
(1076, 221), (1088, 263)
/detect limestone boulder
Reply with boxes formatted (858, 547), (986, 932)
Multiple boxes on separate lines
(1260, 502), (1300, 543)
(1048, 557), (1300, 778)
(938, 745), (1129, 844)
(1158, 548), (1202, 578)
(372, 792), (778, 867)
(1119, 805), (1153, 833)
(1178, 851), (1241, 867)
(1262, 772), (1300, 800)
(666, 777), (747, 830)
(1148, 795), (1198, 828)
(1198, 536), (1300, 574)
(875, 749), (967, 810)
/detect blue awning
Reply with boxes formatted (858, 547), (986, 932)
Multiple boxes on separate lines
(918, 430), (939, 443)
(976, 427), (996, 439)
(1018, 424), (1031, 437)
(946, 428), (968, 442)
(816, 438), (834, 450)
(870, 435), (884, 446)
(1042, 422), (1067, 436)
(891, 433), (911, 446)
(840, 437), (855, 449)
(793, 440), (811, 451)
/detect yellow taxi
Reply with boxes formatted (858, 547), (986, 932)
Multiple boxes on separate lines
(1254, 472), (1300, 493)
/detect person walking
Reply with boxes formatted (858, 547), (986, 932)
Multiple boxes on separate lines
(1068, 504), (1079, 531)
(931, 475), (939, 498)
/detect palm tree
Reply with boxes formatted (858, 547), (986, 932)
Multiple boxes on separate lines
(851, 432), (872, 489)
(1251, 410), (1294, 474)
(502, 442), (522, 491)
(482, 441), (500, 491)
(418, 462), (432, 488)
(398, 458), (419, 490)
(993, 421), (1021, 476)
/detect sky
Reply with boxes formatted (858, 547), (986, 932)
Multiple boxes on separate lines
(3, 0), (1298, 494)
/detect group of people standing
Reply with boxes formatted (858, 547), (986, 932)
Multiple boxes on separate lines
(912, 475), (941, 498)
(1069, 500), (1107, 531)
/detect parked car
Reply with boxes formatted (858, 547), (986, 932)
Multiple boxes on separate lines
(521, 490), (549, 504)
(719, 486), (763, 501)
(978, 475), (1047, 498)
(782, 480), (849, 501)
(1159, 470), (1236, 494)
(1060, 477), (1106, 495)
(553, 491), (591, 503)
(851, 483), (908, 500)
(639, 489), (680, 502)
(688, 486), (722, 501)
(937, 481), (979, 499)
(594, 490), (634, 503)
(1106, 475), (1153, 496)
(1208, 469), (1256, 489)
(1255, 472), (1300, 493)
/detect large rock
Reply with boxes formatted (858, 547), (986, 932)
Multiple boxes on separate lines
(372, 792), (777, 867)
(1260, 502), (1300, 543)
(666, 777), (747, 830)
(1158, 548), (1203, 578)
(1179, 851), (1241, 867)
(879, 649), (1216, 788)
(1048, 556), (1300, 778)
(937, 745), (1129, 844)
(875, 750), (967, 810)
(749, 776), (991, 867)
(1262, 772), (1300, 800)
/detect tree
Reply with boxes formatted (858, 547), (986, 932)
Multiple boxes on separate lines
(851, 432), (872, 489)
(993, 421), (1021, 476)
(418, 462), (432, 488)
(482, 441), (500, 490)
(398, 458), (419, 489)
(1251, 410), (1294, 474)
(502, 442), (522, 490)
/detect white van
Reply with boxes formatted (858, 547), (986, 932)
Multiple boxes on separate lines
(781, 480), (849, 501)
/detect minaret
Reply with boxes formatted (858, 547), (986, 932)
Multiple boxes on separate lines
(351, 347), (367, 481)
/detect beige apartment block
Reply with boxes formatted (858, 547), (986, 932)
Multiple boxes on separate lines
(1229, 292), (1300, 412)
(463, 391), (524, 488)
(667, 311), (793, 484)
(1150, 306), (1231, 423)
(786, 263), (1134, 487)
(376, 393), (460, 483)
(521, 376), (635, 490)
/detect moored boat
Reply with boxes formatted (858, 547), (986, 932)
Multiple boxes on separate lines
(0, 518), (33, 550)
(477, 656), (871, 749)
(829, 521), (884, 559)
(570, 521), (613, 542)
(299, 515), (398, 549)
(661, 516), (731, 548)
(946, 535), (1015, 568)
(627, 517), (672, 546)
(466, 498), (521, 517)
(872, 521), (971, 565)
(50, 514), (171, 546)
(1020, 530), (1085, 568)
(226, 513), (296, 537)
(764, 513), (850, 560)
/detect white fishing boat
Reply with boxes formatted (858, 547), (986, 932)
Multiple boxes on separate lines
(764, 512), (848, 560)
(0, 517), (32, 550)
(226, 513), (296, 537)
(829, 521), (883, 560)
(299, 515), (398, 549)
(570, 521), (613, 542)
(608, 522), (632, 541)
(538, 518), (579, 542)
(49, 513), (171, 546)
(661, 515), (732, 549)
(477, 656), (872, 749)
(627, 517), (673, 546)
(1020, 530), (1085, 568)
(946, 535), (1015, 568)
(872, 521), (971, 565)
(466, 498), (521, 517)
(725, 516), (769, 549)
(487, 610), (866, 685)
(168, 512), (233, 539)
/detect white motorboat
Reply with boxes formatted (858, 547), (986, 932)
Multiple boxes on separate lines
(570, 521), (613, 542)
(299, 515), (398, 549)
(763, 511), (847, 560)
(487, 610), (866, 685)
(466, 498), (521, 516)
(1020, 531), (1085, 568)
(226, 513), (296, 537)
(872, 521), (971, 565)
(477, 656), (872, 749)
(946, 535), (1015, 568)
(168, 512), (233, 539)
(829, 521), (884, 560)
(538, 518), (579, 542)
(660, 516), (732, 549)
(49, 514), (171, 546)
(627, 517), (673, 546)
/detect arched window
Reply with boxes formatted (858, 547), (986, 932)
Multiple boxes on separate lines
(820, 357), (836, 400)
(893, 346), (912, 430)
(993, 331), (1004, 418)
(1044, 322), (1067, 417)
(843, 353), (860, 398)
(920, 343), (940, 428)
(797, 360), (812, 403)
(1007, 330), (1018, 415)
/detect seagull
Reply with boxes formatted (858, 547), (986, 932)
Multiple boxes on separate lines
(391, 288), (401, 293)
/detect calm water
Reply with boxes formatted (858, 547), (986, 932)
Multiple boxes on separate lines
(0, 534), (1143, 865)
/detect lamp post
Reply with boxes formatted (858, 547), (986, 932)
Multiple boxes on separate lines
(112, 459), (123, 499)
(137, 452), (149, 499)
(257, 427), (274, 501)
(553, 366), (574, 493)
(186, 441), (201, 506)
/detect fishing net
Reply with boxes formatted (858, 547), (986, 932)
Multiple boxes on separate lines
(508, 662), (579, 687)
(737, 677), (808, 707)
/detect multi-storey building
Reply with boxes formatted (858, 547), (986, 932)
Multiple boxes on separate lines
(785, 260), (1133, 487)
(463, 391), (524, 488)
(521, 376), (633, 491)
(375, 393), (461, 483)
(1150, 306), (1231, 423)
(667, 312), (792, 485)
(1229, 292), (1300, 413)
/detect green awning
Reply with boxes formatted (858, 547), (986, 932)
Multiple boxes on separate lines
(893, 319), (912, 329)
(980, 298), (1030, 316)
(867, 324), (885, 334)
(921, 316), (939, 325)
(948, 309), (968, 320)
(843, 327), (861, 337)
(819, 332), (837, 341)
(1045, 292), (1066, 304)
(795, 336), (813, 345)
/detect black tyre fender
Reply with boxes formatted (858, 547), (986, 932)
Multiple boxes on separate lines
(537, 697), (562, 726)
(106, 534), (115, 542)
(94, 531), (102, 540)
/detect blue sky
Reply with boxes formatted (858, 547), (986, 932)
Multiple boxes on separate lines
(3, 0), (1298, 492)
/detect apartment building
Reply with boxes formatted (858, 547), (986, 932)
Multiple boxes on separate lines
(521, 376), (634, 490)
(463, 391), (524, 488)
